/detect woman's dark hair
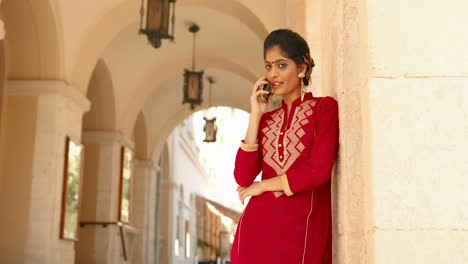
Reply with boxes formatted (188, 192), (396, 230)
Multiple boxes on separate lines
(263, 29), (315, 86)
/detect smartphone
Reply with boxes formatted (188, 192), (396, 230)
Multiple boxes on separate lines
(261, 82), (272, 102)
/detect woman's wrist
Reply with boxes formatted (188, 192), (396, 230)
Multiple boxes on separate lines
(259, 180), (267, 193)
(260, 176), (284, 193)
(249, 112), (263, 121)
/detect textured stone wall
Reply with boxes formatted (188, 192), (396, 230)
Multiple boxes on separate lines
(310, 0), (373, 262)
(0, 96), (38, 263)
(2, 81), (90, 264)
(366, 0), (468, 262)
(310, 0), (468, 262)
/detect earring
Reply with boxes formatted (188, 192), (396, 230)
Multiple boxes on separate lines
(298, 73), (306, 101)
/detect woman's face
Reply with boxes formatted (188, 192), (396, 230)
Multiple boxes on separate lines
(264, 45), (305, 97)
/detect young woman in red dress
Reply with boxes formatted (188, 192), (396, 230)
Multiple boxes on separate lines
(231, 29), (339, 264)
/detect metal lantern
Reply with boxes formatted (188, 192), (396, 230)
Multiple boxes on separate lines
(203, 76), (217, 143)
(139, 0), (176, 48)
(183, 69), (204, 110)
(183, 24), (204, 110)
(203, 117), (217, 143)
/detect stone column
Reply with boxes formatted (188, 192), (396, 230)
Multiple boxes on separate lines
(76, 131), (133, 264)
(6, 80), (90, 264)
(158, 179), (177, 264)
(131, 159), (157, 264)
(151, 163), (162, 264)
(365, 0), (468, 263)
(310, 0), (468, 263)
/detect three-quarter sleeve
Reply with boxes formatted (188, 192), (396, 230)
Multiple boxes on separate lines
(281, 97), (339, 195)
(233, 116), (265, 187)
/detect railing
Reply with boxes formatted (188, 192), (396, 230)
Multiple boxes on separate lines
(80, 221), (118, 228)
(80, 221), (137, 261)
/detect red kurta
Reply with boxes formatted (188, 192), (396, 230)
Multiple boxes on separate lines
(231, 92), (339, 264)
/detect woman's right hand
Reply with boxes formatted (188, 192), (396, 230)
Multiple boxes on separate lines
(250, 76), (271, 117)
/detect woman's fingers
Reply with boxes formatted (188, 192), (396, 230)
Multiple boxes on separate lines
(240, 189), (251, 203)
(252, 77), (269, 93)
(237, 187), (246, 204)
(253, 90), (271, 100)
(255, 90), (270, 95)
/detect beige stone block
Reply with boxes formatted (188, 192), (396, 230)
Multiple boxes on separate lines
(374, 229), (468, 264)
(369, 77), (468, 228)
(367, 0), (468, 76)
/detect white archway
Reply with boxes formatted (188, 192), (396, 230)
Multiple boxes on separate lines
(70, 0), (269, 93)
(120, 55), (257, 137)
(83, 59), (117, 131)
(3, 0), (63, 79)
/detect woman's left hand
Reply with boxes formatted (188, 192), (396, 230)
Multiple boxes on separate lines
(237, 182), (265, 205)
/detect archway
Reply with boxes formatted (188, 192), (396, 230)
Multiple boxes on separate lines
(3, 0), (63, 79)
(76, 59), (120, 264)
(0, 0), (63, 262)
(82, 59), (117, 131)
(70, 0), (268, 94)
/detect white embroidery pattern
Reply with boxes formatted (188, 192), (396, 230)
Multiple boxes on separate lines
(280, 101), (315, 173)
(262, 110), (284, 173)
(261, 100), (316, 198)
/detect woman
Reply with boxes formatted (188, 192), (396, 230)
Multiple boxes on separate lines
(231, 29), (339, 264)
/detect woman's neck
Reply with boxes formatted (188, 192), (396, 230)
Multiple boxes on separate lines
(282, 88), (301, 111)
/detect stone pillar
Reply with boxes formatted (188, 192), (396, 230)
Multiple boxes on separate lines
(131, 159), (157, 264)
(76, 131), (133, 264)
(158, 179), (177, 264)
(365, 0), (468, 263)
(151, 163), (162, 264)
(310, 0), (468, 263)
(306, 0), (372, 262)
(6, 80), (90, 264)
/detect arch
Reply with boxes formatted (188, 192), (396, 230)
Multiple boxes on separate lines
(120, 55), (257, 136)
(148, 103), (247, 159)
(133, 111), (149, 160)
(82, 59), (117, 131)
(71, 0), (268, 93)
(3, 0), (63, 79)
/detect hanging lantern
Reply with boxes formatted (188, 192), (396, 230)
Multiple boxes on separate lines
(183, 70), (203, 110)
(139, 0), (176, 49)
(183, 24), (204, 110)
(203, 117), (217, 143)
(203, 76), (217, 143)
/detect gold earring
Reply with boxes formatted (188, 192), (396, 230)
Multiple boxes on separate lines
(299, 73), (306, 102)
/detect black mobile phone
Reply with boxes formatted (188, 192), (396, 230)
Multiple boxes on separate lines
(261, 83), (272, 101)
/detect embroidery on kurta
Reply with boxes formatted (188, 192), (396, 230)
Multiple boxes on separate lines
(262, 110), (283, 172)
(262, 100), (316, 198)
(281, 101), (315, 172)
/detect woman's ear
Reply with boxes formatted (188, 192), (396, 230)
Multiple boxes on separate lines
(298, 63), (307, 76)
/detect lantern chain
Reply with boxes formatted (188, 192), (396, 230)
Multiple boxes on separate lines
(192, 30), (196, 70)
(139, 0), (145, 32)
(171, 1), (176, 42)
